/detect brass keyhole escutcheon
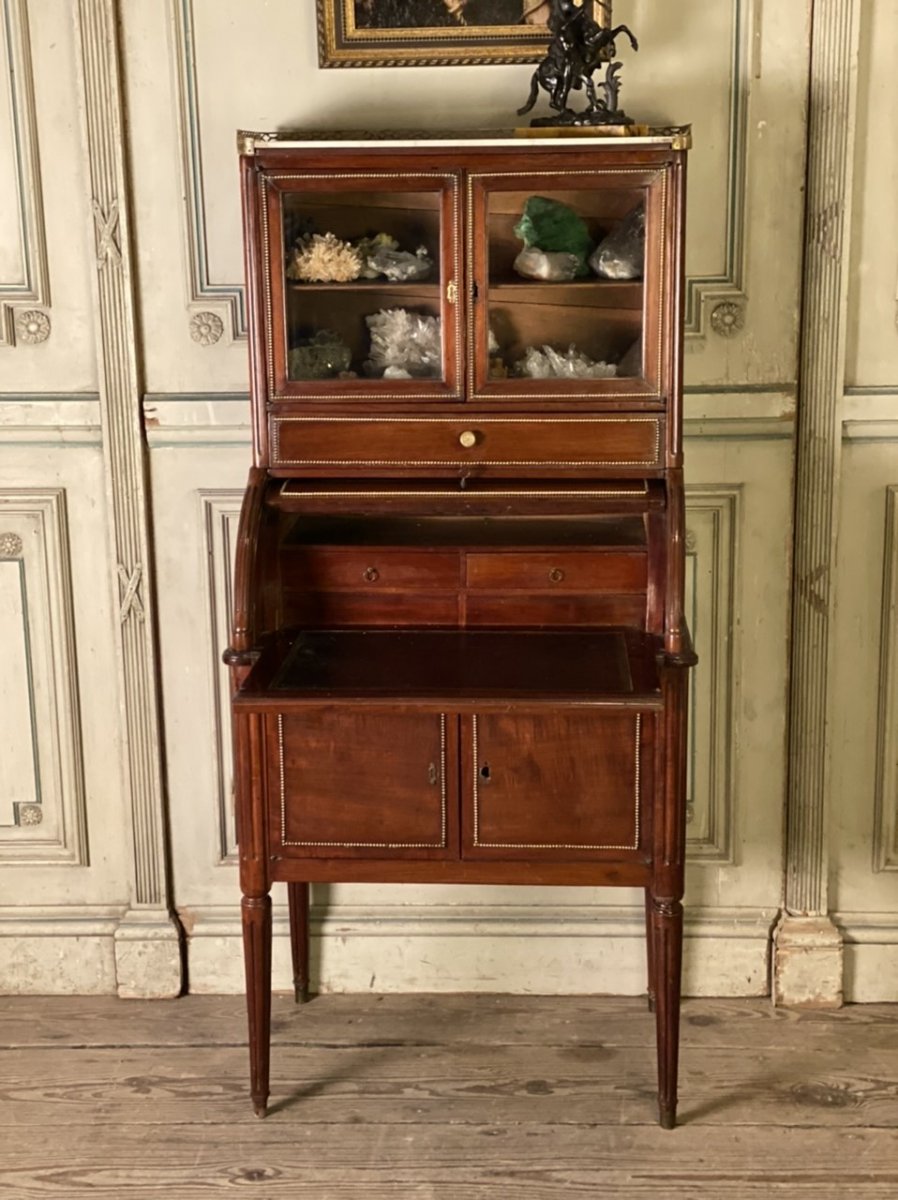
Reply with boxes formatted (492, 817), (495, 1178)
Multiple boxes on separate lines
(428, 762), (439, 786)
(459, 430), (478, 449)
(363, 567), (379, 583)
(549, 568), (565, 583)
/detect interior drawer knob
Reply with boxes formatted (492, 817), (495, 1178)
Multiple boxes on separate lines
(458, 430), (479, 449)
(549, 567), (565, 583)
(363, 566), (380, 583)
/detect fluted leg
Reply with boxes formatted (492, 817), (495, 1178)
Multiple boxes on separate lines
(645, 888), (656, 1012)
(242, 893), (272, 1118)
(651, 897), (683, 1130)
(287, 882), (311, 1004)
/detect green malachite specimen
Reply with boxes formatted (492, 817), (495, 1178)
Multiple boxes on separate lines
(514, 196), (593, 278)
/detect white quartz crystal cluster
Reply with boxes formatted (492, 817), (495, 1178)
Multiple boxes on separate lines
(516, 344), (618, 380)
(365, 308), (442, 378)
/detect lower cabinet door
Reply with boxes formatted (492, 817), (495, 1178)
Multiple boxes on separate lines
(269, 709), (454, 859)
(462, 711), (652, 860)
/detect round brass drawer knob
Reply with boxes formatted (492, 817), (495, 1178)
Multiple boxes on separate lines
(363, 567), (380, 583)
(458, 430), (478, 449)
(549, 568), (565, 583)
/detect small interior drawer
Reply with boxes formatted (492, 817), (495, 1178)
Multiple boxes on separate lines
(465, 551), (647, 592)
(296, 548), (460, 590)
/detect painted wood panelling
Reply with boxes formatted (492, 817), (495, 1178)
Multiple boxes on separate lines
(0, 0), (49, 346)
(0, 0), (832, 996)
(684, 490), (739, 863)
(0, 491), (86, 863)
(201, 490), (241, 864)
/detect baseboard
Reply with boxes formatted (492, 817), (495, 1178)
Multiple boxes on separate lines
(183, 902), (776, 998)
(0, 906), (123, 994)
(837, 913), (898, 1002)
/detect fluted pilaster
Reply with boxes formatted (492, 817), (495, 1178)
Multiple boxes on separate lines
(778, 0), (860, 1007)
(74, 0), (180, 996)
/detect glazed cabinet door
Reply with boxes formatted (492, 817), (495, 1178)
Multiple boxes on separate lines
(462, 710), (652, 861)
(258, 166), (463, 403)
(466, 162), (674, 407)
(268, 709), (456, 859)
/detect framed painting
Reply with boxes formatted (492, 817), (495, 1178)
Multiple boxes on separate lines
(317, 1), (610, 68)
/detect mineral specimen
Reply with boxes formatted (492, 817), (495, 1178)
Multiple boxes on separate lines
(590, 204), (646, 280)
(288, 330), (352, 380)
(286, 233), (362, 283)
(367, 244), (433, 282)
(513, 246), (581, 282)
(515, 344), (617, 380)
(356, 233), (399, 278)
(365, 308), (442, 377)
(514, 196), (593, 278)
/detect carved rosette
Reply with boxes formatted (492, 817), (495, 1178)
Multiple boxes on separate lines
(190, 311), (224, 346)
(0, 532), (23, 559)
(15, 802), (43, 827)
(15, 309), (50, 344)
(710, 302), (745, 338)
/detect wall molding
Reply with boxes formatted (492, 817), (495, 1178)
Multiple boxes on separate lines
(170, 0), (245, 340)
(684, 488), (740, 862)
(683, 0), (750, 334)
(873, 485), (898, 871)
(0, 0), (50, 348)
(200, 490), (241, 864)
(0, 489), (87, 864)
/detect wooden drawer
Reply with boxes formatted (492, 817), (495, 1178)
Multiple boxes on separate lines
(270, 710), (454, 859)
(466, 551), (646, 592)
(271, 416), (663, 472)
(287, 591), (460, 627)
(293, 548), (460, 590)
(464, 593), (646, 628)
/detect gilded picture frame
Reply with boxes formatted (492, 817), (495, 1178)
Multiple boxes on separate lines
(317, 1), (609, 68)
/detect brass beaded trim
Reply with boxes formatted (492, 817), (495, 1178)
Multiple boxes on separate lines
(278, 712), (448, 849)
(279, 481), (649, 499)
(261, 179), (275, 400)
(471, 713), (641, 852)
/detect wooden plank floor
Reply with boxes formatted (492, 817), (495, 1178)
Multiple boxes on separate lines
(2, 994), (898, 1197)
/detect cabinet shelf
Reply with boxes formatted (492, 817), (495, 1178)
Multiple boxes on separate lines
(488, 280), (643, 311)
(240, 627), (662, 704)
(288, 280), (440, 298)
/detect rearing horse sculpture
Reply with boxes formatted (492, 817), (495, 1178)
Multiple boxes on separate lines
(518, 0), (638, 121)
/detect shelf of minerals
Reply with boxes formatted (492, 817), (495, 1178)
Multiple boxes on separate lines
(281, 194), (645, 382)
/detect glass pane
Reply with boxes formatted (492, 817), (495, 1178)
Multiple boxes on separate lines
(282, 190), (444, 384)
(486, 188), (645, 385)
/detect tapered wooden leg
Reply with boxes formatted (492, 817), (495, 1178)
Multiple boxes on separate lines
(241, 894), (272, 1118)
(651, 897), (683, 1130)
(287, 882), (311, 1004)
(644, 888), (656, 1012)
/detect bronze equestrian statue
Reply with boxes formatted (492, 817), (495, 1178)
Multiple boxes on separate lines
(518, 0), (638, 126)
